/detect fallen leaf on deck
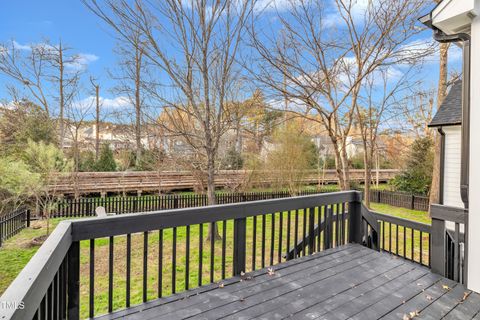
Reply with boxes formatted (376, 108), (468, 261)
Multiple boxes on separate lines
(461, 291), (471, 302)
(219, 282), (224, 288)
(268, 267), (275, 276)
(412, 310), (420, 316)
(442, 285), (451, 291)
(426, 295), (433, 301)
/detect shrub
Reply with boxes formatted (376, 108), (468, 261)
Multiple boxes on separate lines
(94, 144), (116, 172)
(222, 147), (244, 170)
(390, 137), (433, 195)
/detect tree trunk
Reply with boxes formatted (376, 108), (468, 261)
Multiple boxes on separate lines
(333, 148), (346, 190)
(95, 84), (100, 160)
(430, 42), (449, 210)
(135, 47), (143, 168)
(206, 153), (221, 240)
(340, 145), (351, 190)
(59, 42), (65, 149)
(363, 144), (371, 208)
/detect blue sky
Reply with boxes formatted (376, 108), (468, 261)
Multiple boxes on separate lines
(0, 0), (115, 84)
(0, 0), (463, 120)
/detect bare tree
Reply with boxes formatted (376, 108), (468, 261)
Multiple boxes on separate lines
(64, 92), (94, 198)
(248, 0), (432, 190)
(398, 88), (436, 139)
(0, 41), (52, 116)
(83, 0), (255, 240)
(83, 0), (254, 206)
(355, 68), (417, 207)
(110, 27), (151, 167)
(0, 40), (83, 148)
(48, 41), (82, 148)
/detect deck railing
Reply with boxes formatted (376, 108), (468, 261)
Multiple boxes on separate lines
(0, 192), (466, 320)
(429, 204), (468, 284)
(0, 191), (366, 320)
(362, 206), (431, 267)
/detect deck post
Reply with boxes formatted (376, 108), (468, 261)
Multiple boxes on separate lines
(348, 192), (363, 244)
(67, 241), (80, 320)
(431, 217), (446, 276)
(233, 217), (246, 275)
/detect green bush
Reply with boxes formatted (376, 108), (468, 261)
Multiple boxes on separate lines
(222, 147), (244, 170)
(94, 144), (116, 172)
(0, 101), (57, 157)
(390, 137), (433, 196)
(349, 153), (365, 169)
(79, 151), (96, 172)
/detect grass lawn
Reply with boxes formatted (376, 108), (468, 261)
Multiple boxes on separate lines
(0, 219), (63, 294)
(370, 203), (431, 224)
(0, 202), (430, 318)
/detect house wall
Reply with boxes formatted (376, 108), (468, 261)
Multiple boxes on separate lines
(443, 126), (463, 208)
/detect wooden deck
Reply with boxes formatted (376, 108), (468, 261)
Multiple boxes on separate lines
(96, 244), (480, 320)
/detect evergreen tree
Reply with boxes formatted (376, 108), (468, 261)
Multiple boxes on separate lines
(391, 137), (434, 195)
(222, 147), (244, 170)
(94, 144), (117, 172)
(79, 151), (96, 172)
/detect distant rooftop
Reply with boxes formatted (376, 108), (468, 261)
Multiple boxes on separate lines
(429, 80), (462, 127)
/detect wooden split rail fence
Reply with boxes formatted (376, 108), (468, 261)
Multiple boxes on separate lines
(49, 169), (399, 196)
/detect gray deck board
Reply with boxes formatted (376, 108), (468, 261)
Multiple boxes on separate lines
(443, 290), (480, 320)
(417, 283), (470, 319)
(94, 244), (480, 320)
(380, 277), (458, 320)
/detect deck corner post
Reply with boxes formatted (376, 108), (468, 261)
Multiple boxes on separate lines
(233, 217), (246, 275)
(348, 191), (363, 244)
(67, 241), (80, 320)
(431, 217), (446, 276)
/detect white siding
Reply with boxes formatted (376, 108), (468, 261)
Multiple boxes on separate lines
(443, 126), (463, 208)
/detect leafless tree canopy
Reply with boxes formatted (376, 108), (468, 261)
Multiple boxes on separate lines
(248, 0), (433, 189)
(82, 0), (255, 206)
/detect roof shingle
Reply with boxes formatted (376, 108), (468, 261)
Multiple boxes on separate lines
(429, 80), (462, 127)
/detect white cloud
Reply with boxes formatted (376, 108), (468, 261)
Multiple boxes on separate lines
(74, 96), (131, 110)
(66, 53), (99, 71)
(12, 41), (32, 51)
(2, 41), (98, 71)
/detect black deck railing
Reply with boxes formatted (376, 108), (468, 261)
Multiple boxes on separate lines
(0, 191), (466, 320)
(429, 204), (468, 284)
(365, 207), (431, 267)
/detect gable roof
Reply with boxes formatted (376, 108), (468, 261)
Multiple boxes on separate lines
(429, 80), (462, 127)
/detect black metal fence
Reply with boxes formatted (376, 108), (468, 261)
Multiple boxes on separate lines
(365, 189), (429, 211)
(51, 188), (429, 218)
(0, 208), (30, 247)
(51, 189), (337, 217)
